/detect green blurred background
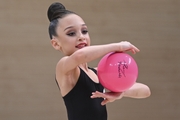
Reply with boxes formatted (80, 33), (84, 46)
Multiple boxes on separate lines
(0, 0), (179, 120)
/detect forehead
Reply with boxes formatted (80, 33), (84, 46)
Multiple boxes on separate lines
(58, 14), (85, 30)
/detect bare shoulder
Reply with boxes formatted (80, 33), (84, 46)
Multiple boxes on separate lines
(56, 53), (82, 75)
(55, 57), (80, 96)
(56, 56), (69, 74)
(56, 56), (79, 78)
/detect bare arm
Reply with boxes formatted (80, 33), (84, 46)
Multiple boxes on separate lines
(123, 82), (151, 99)
(91, 82), (151, 105)
(58, 41), (139, 74)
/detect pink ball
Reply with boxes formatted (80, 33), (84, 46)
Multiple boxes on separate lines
(97, 52), (138, 92)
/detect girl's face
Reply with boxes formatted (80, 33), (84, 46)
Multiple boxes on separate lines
(53, 14), (90, 56)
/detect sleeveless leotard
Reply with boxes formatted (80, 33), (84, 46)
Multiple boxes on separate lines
(57, 67), (107, 120)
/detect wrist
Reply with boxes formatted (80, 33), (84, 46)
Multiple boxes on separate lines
(109, 43), (120, 52)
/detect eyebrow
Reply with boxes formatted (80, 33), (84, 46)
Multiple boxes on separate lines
(64, 24), (86, 31)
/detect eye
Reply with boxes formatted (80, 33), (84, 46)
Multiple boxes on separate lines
(82, 30), (88, 34)
(67, 32), (76, 36)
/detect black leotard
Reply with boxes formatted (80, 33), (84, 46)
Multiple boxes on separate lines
(58, 67), (107, 120)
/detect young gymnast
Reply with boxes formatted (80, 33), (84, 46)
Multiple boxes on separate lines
(47, 2), (151, 120)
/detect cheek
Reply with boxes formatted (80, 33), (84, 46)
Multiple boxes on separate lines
(87, 36), (91, 45)
(61, 37), (74, 45)
(62, 38), (76, 50)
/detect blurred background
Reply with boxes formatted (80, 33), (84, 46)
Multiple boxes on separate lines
(0, 0), (179, 120)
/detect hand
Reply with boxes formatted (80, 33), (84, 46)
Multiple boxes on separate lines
(91, 91), (124, 106)
(119, 41), (140, 54)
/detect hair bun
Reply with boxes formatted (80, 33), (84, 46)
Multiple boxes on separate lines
(47, 2), (66, 22)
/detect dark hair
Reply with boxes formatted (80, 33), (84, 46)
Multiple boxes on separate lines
(47, 2), (75, 39)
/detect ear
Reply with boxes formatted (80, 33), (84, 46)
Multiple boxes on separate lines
(50, 38), (61, 51)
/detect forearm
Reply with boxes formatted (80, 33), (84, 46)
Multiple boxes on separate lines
(74, 43), (119, 64)
(123, 83), (151, 99)
(65, 41), (139, 72)
(91, 83), (150, 105)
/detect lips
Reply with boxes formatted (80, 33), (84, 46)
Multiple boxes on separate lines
(76, 43), (87, 49)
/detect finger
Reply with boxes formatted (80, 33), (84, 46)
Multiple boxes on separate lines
(130, 49), (136, 54)
(101, 99), (109, 106)
(94, 91), (106, 97)
(91, 91), (105, 98)
(91, 94), (102, 98)
(131, 44), (140, 52)
(91, 93), (99, 98)
(125, 49), (136, 54)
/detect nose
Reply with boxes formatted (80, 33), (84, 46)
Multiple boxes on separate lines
(78, 33), (85, 41)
